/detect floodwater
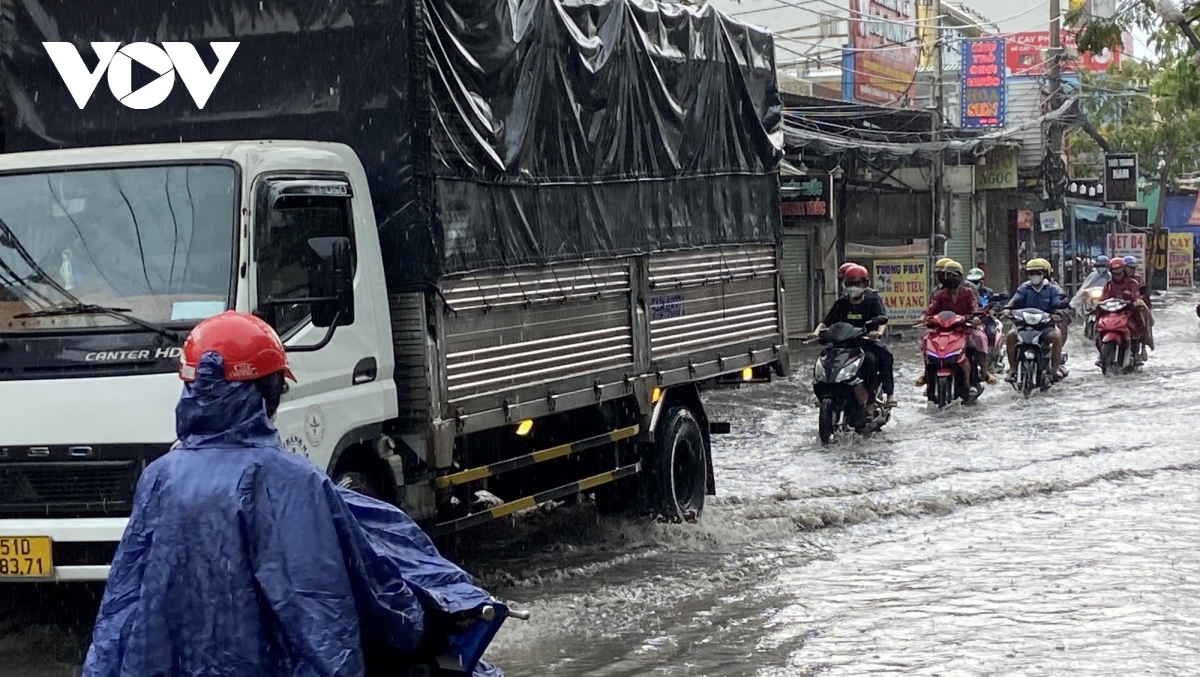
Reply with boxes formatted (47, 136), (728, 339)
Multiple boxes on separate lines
(4, 292), (1200, 676)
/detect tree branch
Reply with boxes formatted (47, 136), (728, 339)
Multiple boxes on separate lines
(1080, 119), (1113, 152)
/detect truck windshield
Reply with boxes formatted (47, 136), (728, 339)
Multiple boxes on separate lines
(0, 164), (236, 333)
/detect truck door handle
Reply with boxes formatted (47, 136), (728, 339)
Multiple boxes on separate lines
(352, 357), (377, 385)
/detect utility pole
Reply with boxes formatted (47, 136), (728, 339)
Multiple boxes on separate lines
(930, 0), (944, 290)
(1046, 0), (1062, 158)
(1046, 0), (1064, 284)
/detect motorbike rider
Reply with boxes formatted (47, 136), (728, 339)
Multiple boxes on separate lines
(1080, 255), (1111, 289)
(934, 257), (952, 289)
(1002, 258), (1068, 382)
(837, 261), (854, 292)
(1100, 257), (1153, 362)
(811, 264), (896, 407)
(967, 267), (1001, 357)
(837, 261), (882, 303)
(1070, 254), (1111, 319)
(966, 267), (994, 301)
(1123, 256), (1154, 359)
(83, 311), (504, 677)
(915, 260), (996, 387)
(1123, 256), (1143, 286)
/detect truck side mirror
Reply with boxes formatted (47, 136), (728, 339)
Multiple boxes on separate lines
(307, 236), (354, 328)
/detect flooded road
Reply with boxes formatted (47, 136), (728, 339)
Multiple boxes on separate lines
(5, 292), (1200, 676)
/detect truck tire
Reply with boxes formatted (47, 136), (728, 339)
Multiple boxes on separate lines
(651, 407), (707, 523)
(336, 471), (380, 499)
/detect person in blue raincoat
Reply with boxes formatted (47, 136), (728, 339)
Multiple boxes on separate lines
(83, 311), (506, 677)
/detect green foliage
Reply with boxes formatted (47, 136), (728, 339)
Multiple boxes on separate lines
(1069, 0), (1199, 57)
(1071, 57), (1200, 189)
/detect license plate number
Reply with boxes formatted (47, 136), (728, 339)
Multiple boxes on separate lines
(0, 536), (53, 579)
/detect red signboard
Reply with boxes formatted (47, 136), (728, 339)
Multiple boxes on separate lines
(850, 0), (920, 106)
(1004, 31), (1123, 77)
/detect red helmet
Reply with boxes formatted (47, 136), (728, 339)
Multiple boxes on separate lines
(1108, 258), (1126, 273)
(180, 311), (295, 383)
(837, 262), (856, 279)
(843, 264), (869, 283)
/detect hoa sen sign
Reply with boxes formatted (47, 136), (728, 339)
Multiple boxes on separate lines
(960, 39), (1006, 128)
(850, 0), (919, 107)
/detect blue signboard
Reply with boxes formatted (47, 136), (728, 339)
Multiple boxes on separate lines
(960, 38), (1006, 129)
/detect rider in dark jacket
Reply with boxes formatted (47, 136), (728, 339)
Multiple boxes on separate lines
(813, 264), (896, 406)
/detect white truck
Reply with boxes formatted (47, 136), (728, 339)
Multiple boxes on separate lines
(0, 0), (789, 582)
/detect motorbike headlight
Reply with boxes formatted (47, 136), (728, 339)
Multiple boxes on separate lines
(1087, 288), (1102, 300)
(835, 356), (863, 382)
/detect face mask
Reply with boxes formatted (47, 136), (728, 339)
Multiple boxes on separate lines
(945, 277), (961, 289)
(846, 285), (866, 298)
(1028, 274), (1044, 286)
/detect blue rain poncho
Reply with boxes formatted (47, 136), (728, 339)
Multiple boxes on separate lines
(82, 353), (504, 677)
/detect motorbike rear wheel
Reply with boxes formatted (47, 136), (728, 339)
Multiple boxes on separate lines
(1020, 360), (1036, 398)
(935, 376), (952, 409)
(818, 398), (836, 445)
(1100, 342), (1117, 375)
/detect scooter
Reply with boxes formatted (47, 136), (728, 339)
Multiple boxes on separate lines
(1010, 307), (1065, 398)
(920, 310), (984, 408)
(979, 293), (1009, 374)
(1094, 297), (1142, 375)
(365, 600), (529, 677)
(811, 316), (891, 445)
(1080, 286), (1104, 340)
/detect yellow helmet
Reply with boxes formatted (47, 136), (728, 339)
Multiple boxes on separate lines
(934, 257), (953, 272)
(943, 260), (964, 276)
(1025, 258), (1051, 273)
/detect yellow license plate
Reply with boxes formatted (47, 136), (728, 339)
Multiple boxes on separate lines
(0, 536), (53, 579)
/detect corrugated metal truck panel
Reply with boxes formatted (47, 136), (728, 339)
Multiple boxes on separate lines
(439, 262), (635, 402)
(646, 245), (781, 359)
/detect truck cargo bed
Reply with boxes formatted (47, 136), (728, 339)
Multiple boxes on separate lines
(393, 244), (784, 467)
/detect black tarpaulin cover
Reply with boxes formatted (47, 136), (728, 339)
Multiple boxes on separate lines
(1, 0), (782, 285)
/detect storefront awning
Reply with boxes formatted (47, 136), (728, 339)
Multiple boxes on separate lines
(1073, 203), (1122, 222)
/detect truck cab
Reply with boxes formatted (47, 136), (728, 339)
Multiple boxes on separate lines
(0, 141), (396, 581)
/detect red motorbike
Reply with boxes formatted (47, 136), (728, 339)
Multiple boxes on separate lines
(1094, 297), (1142, 375)
(921, 310), (985, 408)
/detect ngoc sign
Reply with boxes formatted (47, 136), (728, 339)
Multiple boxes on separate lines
(43, 42), (239, 110)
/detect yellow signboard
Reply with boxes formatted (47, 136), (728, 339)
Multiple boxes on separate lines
(873, 258), (928, 321)
(1169, 232), (1194, 287)
(974, 148), (1018, 190)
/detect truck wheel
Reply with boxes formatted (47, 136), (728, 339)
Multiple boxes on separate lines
(651, 407), (707, 523)
(335, 471), (379, 499)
